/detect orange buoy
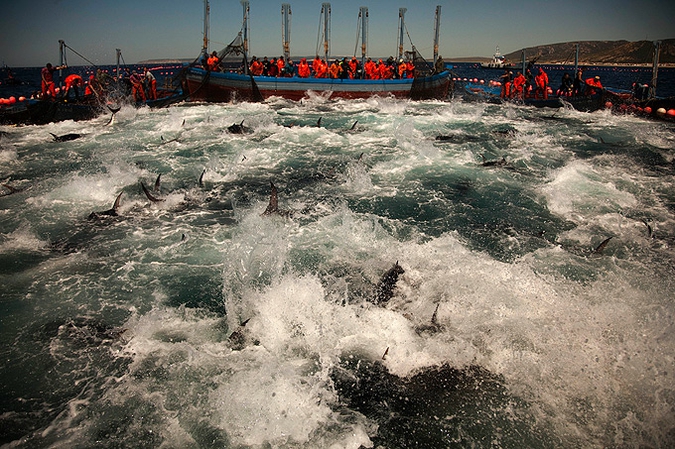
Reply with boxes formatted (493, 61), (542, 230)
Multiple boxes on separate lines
(604, 102), (613, 109)
(18, 96), (26, 102)
(9, 96), (16, 104)
(667, 109), (675, 117)
(644, 106), (652, 114)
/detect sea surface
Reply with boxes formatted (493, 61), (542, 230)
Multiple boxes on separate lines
(1, 65), (675, 448)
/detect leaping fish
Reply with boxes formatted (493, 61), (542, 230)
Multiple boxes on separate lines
(591, 236), (613, 255)
(262, 181), (291, 217)
(141, 181), (164, 203)
(88, 192), (123, 220)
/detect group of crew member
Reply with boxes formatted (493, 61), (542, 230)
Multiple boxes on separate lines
(497, 66), (603, 99)
(40, 62), (156, 103)
(246, 54), (417, 80)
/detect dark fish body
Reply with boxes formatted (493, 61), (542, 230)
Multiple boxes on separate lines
(373, 262), (405, 305)
(50, 133), (82, 142)
(227, 120), (252, 134)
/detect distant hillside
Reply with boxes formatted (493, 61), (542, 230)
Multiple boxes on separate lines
(501, 39), (675, 65)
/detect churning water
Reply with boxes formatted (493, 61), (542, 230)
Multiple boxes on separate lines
(1, 94), (675, 448)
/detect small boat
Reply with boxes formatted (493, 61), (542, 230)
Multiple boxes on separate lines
(0, 97), (103, 126)
(480, 47), (513, 69)
(182, 2), (451, 102)
(462, 81), (605, 112)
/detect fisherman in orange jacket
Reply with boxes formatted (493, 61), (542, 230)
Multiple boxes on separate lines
(62, 73), (83, 99)
(207, 51), (220, 71)
(297, 58), (311, 78)
(249, 56), (263, 76)
(364, 58), (376, 79)
(585, 75), (603, 95)
(313, 57), (328, 78)
(535, 68), (549, 99)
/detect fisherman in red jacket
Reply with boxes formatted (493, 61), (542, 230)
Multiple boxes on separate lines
(535, 68), (549, 99)
(41, 62), (67, 98)
(512, 71), (526, 99)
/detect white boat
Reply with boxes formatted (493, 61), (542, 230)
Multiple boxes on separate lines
(481, 47), (513, 69)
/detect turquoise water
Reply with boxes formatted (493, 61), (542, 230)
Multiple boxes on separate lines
(1, 96), (675, 447)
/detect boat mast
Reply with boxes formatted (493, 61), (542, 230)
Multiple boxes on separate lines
(202, 0), (210, 58)
(241, 1), (250, 56)
(521, 49), (526, 74)
(432, 5), (441, 64)
(320, 3), (331, 62)
(58, 40), (65, 88)
(359, 7), (368, 68)
(650, 40), (660, 99)
(574, 43), (579, 72)
(281, 3), (291, 62)
(116, 48), (121, 85)
(397, 8), (406, 60)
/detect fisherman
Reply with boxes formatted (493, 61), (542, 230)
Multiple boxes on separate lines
(144, 67), (157, 100)
(249, 56), (263, 76)
(585, 75), (603, 95)
(512, 71), (526, 99)
(434, 55), (445, 74)
(268, 57), (279, 77)
(398, 59), (407, 79)
(297, 58), (311, 78)
(130, 70), (146, 102)
(328, 59), (340, 79)
(62, 73), (83, 100)
(283, 59), (296, 77)
(534, 67), (549, 99)
(572, 68), (584, 96)
(41, 62), (67, 99)
(276, 56), (285, 75)
(261, 56), (270, 76)
(499, 69), (512, 99)
(207, 51), (220, 71)
(364, 57), (377, 79)
(557, 72), (573, 97)
(312, 56), (327, 78)
(405, 59), (415, 79)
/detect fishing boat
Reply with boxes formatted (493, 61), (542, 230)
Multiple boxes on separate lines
(480, 47), (513, 69)
(182, 2), (451, 102)
(462, 81), (605, 112)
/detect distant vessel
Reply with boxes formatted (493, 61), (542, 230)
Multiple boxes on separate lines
(480, 47), (513, 69)
(182, 2), (451, 102)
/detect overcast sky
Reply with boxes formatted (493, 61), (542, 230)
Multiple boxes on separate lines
(1, 0), (672, 67)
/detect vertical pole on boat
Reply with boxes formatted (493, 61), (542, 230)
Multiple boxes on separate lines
(116, 48), (121, 85)
(433, 6), (442, 65)
(397, 8), (406, 60)
(281, 4), (291, 62)
(650, 40), (660, 99)
(202, 0), (210, 59)
(322, 3), (331, 63)
(241, 1), (250, 56)
(359, 7), (368, 69)
(58, 40), (65, 88)
(521, 49), (526, 75)
(574, 43), (579, 72)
